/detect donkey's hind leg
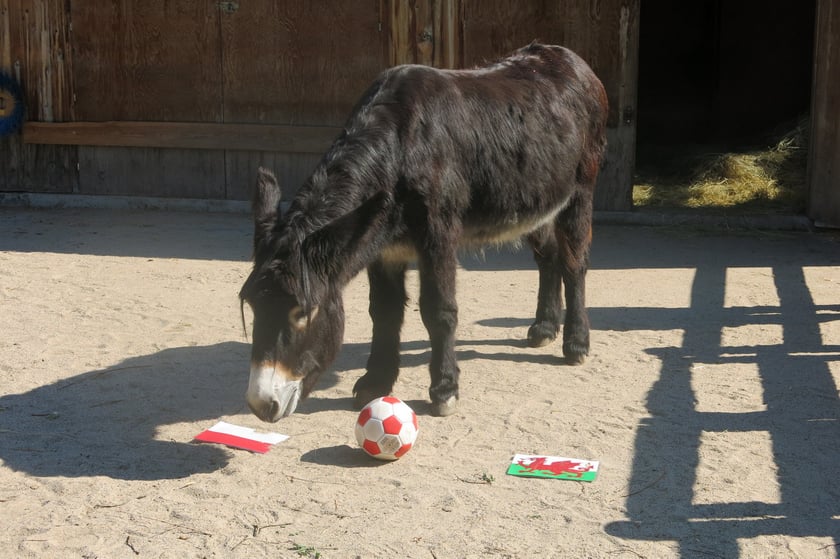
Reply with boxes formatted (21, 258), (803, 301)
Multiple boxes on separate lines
(353, 259), (407, 409)
(526, 193), (592, 363)
(526, 224), (563, 348)
(556, 192), (592, 364)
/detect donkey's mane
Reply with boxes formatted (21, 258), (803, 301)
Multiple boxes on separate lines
(267, 111), (401, 313)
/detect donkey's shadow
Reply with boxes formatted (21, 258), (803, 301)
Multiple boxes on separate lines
(0, 342), (254, 481)
(0, 327), (566, 480)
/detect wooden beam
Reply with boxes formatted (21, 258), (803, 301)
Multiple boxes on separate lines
(23, 121), (342, 153)
(808, 0), (840, 227)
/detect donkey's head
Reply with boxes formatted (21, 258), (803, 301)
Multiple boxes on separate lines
(239, 168), (345, 422)
(241, 167), (393, 421)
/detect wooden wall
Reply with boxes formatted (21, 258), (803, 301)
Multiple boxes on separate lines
(809, 0), (840, 227)
(2, 0), (639, 210)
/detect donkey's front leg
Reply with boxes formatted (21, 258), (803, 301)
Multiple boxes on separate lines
(418, 246), (460, 416)
(353, 259), (407, 409)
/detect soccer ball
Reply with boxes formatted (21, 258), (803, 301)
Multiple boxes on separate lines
(355, 396), (418, 460)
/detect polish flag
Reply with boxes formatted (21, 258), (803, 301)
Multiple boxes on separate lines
(195, 421), (289, 453)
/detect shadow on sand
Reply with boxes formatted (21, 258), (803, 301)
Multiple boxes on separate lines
(0, 332), (566, 481)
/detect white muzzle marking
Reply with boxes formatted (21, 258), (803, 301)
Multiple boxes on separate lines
(246, 363), (301, 422)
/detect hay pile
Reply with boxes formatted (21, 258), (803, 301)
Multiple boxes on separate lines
(633, 118), (809, 213)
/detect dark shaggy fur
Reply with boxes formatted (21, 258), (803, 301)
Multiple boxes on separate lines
(240, 43), (608, 420)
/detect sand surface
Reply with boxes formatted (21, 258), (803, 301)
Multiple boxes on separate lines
(1, 207), (839, 558)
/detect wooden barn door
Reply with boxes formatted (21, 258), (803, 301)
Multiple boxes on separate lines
(218, 0), (386, 199)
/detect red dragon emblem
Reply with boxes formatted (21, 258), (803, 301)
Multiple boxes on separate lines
(516, 456), (594, 478)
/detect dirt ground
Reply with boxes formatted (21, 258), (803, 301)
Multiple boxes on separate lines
(1, 206), (839, 558)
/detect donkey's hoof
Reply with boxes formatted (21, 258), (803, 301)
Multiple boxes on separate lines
(431, 396), (459, 417)
(527, 323), (558, 348)
(565, 353), (587, 365)
(563, 342), (589, 365)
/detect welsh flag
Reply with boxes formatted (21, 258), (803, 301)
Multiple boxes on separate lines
(507, 454), (599, 482)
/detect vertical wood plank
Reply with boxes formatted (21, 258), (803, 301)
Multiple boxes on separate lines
(11, 0), (74, 121)
(808, 0), (840, 227)
(385, 0), (462, 68)
(1, 0), (76, 193)
(387, 0), (416, 66)
(593, 0), (639, 211)
(415, 0), (435, 64)
(1, 0), (12, 71)
(0, 0), (16, 191)
(432, 0), (463, 68)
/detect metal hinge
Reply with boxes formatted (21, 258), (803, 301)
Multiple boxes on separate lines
(623, 106), (634, 125)
(219, 2), (239, 14)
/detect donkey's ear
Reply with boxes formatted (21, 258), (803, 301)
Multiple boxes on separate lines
(253, 167), (282, 249)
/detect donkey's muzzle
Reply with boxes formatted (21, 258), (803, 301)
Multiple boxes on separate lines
(246, 363), (301, 422)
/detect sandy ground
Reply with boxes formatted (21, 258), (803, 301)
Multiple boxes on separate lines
(1, 207), (839, 559)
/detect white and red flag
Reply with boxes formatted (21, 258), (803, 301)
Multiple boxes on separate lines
(194, 421), (289, 453)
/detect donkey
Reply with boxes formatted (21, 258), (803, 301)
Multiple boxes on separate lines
(239, 43), (608, 422)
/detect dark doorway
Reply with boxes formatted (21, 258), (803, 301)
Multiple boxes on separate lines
(637, 0), (815, 150)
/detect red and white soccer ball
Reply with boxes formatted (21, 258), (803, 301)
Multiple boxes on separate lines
(355, 396), (419, 460)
